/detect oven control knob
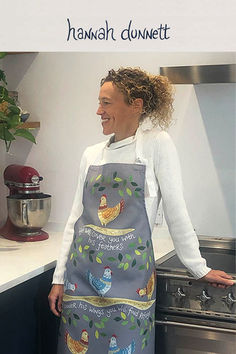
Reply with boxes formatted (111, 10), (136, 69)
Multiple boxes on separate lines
(222, 292), (236, 304)
(174, 287), (186, 298)
(200, 290), (212, 302)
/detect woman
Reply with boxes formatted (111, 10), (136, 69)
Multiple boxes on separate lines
(49, 68), (233, 353)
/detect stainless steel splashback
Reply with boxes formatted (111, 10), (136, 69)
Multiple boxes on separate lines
(160, 64), (236, 84)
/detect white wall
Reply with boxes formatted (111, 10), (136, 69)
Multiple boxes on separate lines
(0, 52), (235, 237)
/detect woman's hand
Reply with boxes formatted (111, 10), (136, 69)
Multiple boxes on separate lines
(48, 284), (64, 317)
(200, 270), (234, 289)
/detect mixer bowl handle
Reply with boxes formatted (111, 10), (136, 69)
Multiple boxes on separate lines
(22, 202), (29, 225)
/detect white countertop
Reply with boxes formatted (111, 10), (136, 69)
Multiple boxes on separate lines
(0, 229), (63, 293)
(0, 226), (174, 293)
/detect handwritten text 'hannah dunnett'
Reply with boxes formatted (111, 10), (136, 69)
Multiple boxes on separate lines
(67, 19), (170, 42)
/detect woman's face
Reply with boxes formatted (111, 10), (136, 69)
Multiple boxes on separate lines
(97, 81), (140, 142)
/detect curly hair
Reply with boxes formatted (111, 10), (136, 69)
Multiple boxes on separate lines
(100, 67), (174, 129)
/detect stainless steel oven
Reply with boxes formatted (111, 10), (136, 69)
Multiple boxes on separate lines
(155, 237), (236, 354)
(155, 313), (236, 354)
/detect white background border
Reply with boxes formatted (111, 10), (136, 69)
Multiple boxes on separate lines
(0, 0), (236, 51)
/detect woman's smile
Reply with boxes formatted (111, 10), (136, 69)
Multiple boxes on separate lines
(101, 116), (113, 131)
(101, 117), (111, 123)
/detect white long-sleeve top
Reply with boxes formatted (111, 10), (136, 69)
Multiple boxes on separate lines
(52, 125), (211, 284)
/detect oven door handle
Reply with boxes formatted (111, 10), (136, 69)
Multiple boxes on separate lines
(155, 320), (236, 334)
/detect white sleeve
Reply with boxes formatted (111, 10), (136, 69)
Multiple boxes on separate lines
(52, 150), (88, 284)
(154, 131), (211, 279)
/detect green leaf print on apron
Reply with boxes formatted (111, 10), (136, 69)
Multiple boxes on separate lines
(57, 163), (156, 354)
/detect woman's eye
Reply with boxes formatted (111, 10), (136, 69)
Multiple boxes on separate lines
(98, 100), (111, 107)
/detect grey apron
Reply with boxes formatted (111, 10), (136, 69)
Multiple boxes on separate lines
(58, 162), (156, 354)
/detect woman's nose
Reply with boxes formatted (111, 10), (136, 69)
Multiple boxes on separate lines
(96, 104), (104, 115)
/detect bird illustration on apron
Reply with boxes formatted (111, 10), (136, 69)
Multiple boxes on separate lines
(57, 161), (156, 354)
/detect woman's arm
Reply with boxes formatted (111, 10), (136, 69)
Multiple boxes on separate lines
(52, 151), (87, 284)
(48, 150), (88, 315)
(154, 132), (233, 287)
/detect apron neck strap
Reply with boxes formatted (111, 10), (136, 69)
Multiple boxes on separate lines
(135, 126), (145, 163)
(93, 127), (146, 165)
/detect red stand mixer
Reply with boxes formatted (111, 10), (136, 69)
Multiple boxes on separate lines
(0, 164), (51, 242)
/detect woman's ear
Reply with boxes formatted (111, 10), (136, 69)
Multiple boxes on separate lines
(133, 98), (143, 114)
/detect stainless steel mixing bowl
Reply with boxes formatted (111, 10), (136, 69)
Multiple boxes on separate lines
(7, 194), (51, 235)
